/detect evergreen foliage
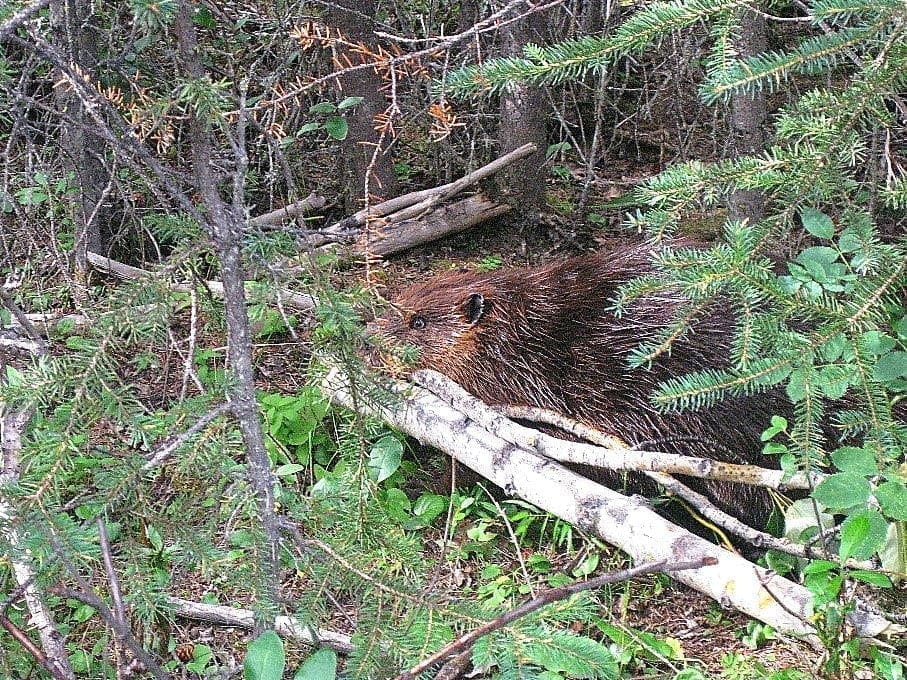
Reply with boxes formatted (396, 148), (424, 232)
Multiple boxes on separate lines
(445, 0), (907, 652)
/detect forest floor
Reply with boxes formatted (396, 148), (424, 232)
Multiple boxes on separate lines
(249, 168), (824, 675)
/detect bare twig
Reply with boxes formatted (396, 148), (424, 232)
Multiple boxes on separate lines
(50, 585), (167, 679)
(0, 0), (50, 43)
(396, 558), (714, 680)
(0, 613), (67, 680)
(86, 251), (317, 312)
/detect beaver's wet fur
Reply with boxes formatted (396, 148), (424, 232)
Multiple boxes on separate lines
(372, 244), (795, 530)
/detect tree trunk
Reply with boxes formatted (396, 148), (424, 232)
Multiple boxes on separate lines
(727, 7), (767, 224)
(50, 0), (112, 271)
(331, 0), (399, 211)
(173, 1), (280, 629)
(497, 6), (548, 222)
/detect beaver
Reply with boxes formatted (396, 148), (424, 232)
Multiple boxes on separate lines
(369, 244), (795, 530)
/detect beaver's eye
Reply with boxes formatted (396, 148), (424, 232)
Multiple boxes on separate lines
(409, 315), (427, 330)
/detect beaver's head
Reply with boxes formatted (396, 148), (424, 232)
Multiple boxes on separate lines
(368, 270), (505, 376)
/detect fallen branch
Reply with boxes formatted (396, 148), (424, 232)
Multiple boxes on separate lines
(166, 596), (353, 653)
(321, 367), (900, 641)
(86, 251), (317, 312)
(422, 377), (823, 492)
(324, 142), (537, 235)
(353, 193), (511, 258)
(249, 192), (327, 228)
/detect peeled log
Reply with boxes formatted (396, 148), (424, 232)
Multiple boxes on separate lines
(322, 368), (898, 642)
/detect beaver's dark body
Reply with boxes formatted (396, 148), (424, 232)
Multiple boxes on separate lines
(374, 245), (793, 529)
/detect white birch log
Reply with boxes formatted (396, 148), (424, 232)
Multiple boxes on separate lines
(321, 368), (899, 642)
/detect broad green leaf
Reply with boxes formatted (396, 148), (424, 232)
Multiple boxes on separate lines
(309, 102), (336, 114)
(324, 116), (348, 141)
(368, 435), (402, 482)
(412, 493), (447, 522)
(337, 96), (364, 110)
(800, 208), (834, 239)
(797, 246), (838, 266)
(873, 352), (907, 382)
(837, 230), (862, 252)
(830, 447), (878, 476)
(275, 464), (306, 477)
(875, 480), (907, 520)
(812, 473), (870, 510)
(848, 570), (892, 587)
(839, 509), (887, 560)
(861, 331), (896, 355)
(786, 367), (809, 403)
(294, 649), (337, 680)
(244, 631), (285, 680)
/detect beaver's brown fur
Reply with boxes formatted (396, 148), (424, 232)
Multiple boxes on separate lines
(372, 244), (794, 529)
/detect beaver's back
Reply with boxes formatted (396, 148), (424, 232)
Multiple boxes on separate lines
(373, 244), (789, 528)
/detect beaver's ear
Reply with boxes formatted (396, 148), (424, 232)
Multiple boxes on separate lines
(462, 292), (489, 325)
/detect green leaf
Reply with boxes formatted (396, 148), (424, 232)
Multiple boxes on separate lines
(324, 116), (348, 141)
(275, 463), (306, 477)
(895, 315), (907, 339)
(786, 367), (809, 403)
(797, 246), (838, 266)
(145, 525), (164, 552)
(812, 473), (870, 510)
(337, 96), (363, 110)
(874, 480), (907, 520)
(861, 331), (896, 355)
(837, 230), (862, 253)
(839, 508), (887, 561)
(830, 447), (878, 476)
(309, 102), (336, 114)
(368, 435), (402, 482)
(872, 352), (907, 382)
(760, 415), (788, 441)
(413, 493), (448, 522)
(294, 649), (337, 680)
(848, 570), (892, 588)
(244, 631), (285, 680)
(297, 122), (322, 134)
(801, 208), (834, 239)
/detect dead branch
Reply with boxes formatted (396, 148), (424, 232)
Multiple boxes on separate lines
(423, 376), (822, 492)
(0, 0), (50, 43)
(354, 193), (511, 257)
(2, 312), (89, 338)
(165, 597), (353, 653)
(485, 399), (849, 563)
(324, 142), (537, 235)
(86, 251), (317, 312)
(249, 191), (327, 228)
(396, 557), (714, 680)
(321, 366), (901, 641)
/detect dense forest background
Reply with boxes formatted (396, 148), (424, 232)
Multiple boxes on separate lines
(1, 0), (905, 678)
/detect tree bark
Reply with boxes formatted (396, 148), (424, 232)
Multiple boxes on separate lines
(173, 1), (280, 628)
(331, 0), (399, 211)
(497, 5), (548, 221)
(727, 7), (767, 224)
(49, 0), (112, 271)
